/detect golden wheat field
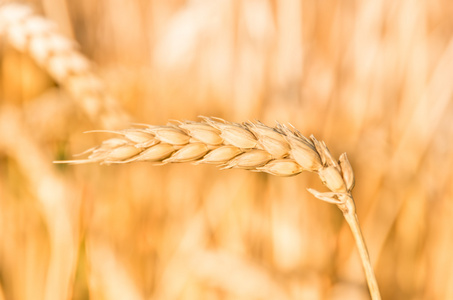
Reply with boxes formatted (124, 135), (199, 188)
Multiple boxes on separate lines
(1, 0), (453, 299)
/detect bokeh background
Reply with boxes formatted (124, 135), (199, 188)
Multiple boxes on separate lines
(1, 0), (453, 299)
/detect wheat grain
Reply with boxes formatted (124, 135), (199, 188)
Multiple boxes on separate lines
(0, 2), (129, 128)
(55, 116), (381, 299)
(55, 118), (351, 188)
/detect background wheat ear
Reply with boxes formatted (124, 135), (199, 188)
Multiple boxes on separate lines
(57, 117), (381, 299)
(0, 1), (129, 129)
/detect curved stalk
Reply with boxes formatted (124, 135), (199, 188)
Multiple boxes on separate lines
(340, 197), (381, 300)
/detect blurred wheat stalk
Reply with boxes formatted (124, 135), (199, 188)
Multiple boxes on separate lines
(0, 2), (129, 128)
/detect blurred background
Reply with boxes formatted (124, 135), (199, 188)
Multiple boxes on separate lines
(1, 0), (453, 299)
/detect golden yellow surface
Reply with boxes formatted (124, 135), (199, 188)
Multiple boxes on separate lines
(1, 1), (452, 299)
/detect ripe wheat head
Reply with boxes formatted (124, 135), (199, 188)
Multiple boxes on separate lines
(56, 116), (381, 299)
(58, 117), (353, 194)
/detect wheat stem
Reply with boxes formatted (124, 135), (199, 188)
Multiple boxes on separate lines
(338, 197), (381, 300)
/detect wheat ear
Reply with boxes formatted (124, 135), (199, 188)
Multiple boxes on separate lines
(55, 117), (381, 299)
(0, 2), (129, 128)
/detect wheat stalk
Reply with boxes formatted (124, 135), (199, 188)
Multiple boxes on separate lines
(56, 116), (381, 299)
(0, 2), (129, 128)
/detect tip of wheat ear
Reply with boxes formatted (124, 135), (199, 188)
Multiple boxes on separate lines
(55, 117), (354, 191)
